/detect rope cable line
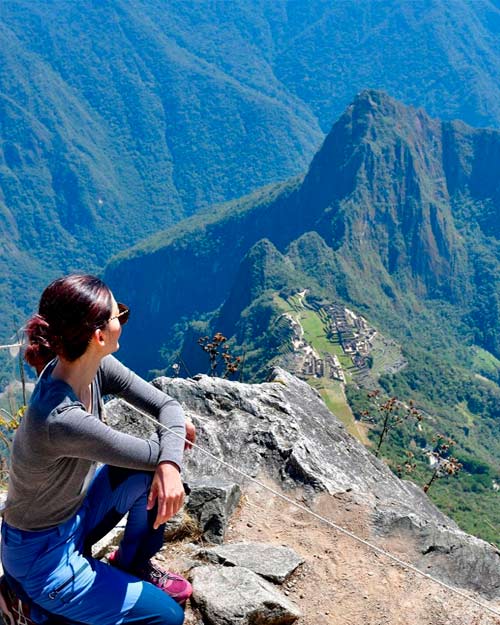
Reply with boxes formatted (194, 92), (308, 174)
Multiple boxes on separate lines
(120, 399), (500, 619)
(0, 344), (23, 351)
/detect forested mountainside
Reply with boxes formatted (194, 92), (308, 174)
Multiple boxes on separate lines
(106, 91), (500, 544)
(3, 0), (500, 359)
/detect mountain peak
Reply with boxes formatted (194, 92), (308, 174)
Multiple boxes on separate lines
(324, 89), (433, 158)
(301, 92), (462, 298)
(302, 90), (425, 203)
(351, 88), (400, 113)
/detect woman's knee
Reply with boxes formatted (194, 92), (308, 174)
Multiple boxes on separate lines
(103, 466), (154, 513)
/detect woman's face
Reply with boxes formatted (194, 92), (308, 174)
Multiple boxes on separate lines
(103, 295), (123, 354)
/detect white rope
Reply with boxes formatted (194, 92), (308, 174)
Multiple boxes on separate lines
(0, 343), (22, 351)
(123, 400), (500, 618)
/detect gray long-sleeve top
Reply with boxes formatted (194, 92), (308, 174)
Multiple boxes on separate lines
(2, 355), (186, 530)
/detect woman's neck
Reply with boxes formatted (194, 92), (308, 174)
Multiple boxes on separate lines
(51, 354), (100, 401)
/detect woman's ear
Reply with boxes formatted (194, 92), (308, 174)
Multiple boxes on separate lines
(93, 328), (107, 347)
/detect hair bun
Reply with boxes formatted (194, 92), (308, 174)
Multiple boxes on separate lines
(24, 313), (56, 374)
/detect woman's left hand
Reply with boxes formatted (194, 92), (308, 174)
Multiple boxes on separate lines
(147, 461), (185, 529)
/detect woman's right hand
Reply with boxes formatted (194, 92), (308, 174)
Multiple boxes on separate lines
(147, 461), (185, 529)
(184, 419), (196, 450)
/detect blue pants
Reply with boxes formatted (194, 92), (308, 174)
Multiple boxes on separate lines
(1, 466), (184, 625)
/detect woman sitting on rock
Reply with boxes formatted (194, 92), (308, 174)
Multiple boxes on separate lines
(0, 274), (193, 625)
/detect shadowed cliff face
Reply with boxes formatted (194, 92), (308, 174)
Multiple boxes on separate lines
(106, 90), (500, 374)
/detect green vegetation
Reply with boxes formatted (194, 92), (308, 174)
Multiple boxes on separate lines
(7, 0), (500, 383)
(2, 0), (333, 378)
(310, 378), (370, 445)
(348, 367), (500, 547)
(0, 392), (26, 487)
(469, 346), (500, 382)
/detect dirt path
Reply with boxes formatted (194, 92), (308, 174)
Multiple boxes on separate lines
(161, 478), (500, 625)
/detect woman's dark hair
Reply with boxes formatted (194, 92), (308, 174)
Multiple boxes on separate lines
(24, 274), (113, 374)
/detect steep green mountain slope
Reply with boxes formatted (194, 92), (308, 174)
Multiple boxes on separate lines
(106, 89), (500, 373)
(106, 91), (500, 543)
(0, 0), (322, 377)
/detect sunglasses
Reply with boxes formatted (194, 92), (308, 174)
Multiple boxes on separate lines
(108, 302), (130, 326)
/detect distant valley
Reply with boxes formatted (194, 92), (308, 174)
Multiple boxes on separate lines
(4, 0), (500, 349)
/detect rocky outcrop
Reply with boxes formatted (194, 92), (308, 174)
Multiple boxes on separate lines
(150, 370), (455, 524)
(374, 505), (500, 600)
(106, 368), (500, 600)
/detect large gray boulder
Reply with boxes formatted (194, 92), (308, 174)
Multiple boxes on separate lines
(200, 542), (304, 583)
(149, 369), (453, 525)
(418, 525), (500, 600)
(191, 565), (301, 625)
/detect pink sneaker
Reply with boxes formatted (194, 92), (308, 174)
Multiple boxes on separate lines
(135, 561), (192, 605)
(108, 550), (192, 606)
